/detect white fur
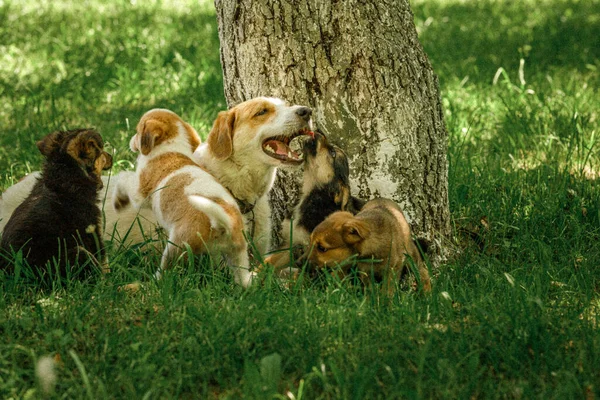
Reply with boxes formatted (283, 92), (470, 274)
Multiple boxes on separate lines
(188, 195), (230, 231)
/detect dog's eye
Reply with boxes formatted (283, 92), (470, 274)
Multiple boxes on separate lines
(316, 243), (328, 253)
(329, 149), (336, 158)
(254, 108), (268, 117)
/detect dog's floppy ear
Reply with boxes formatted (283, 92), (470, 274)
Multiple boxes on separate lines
(36, 131), (66, 156)
(137, 119), (168, 155)
(96, 151), (113, 171)
(335, 186), (351, 211)
(207, 110), (235, 160)
(342, 219), (370, 245)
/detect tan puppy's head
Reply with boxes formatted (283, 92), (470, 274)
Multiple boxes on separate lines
(206, 97), (313, 166)
(131, 108), (201, 156)
(37, 128), (113, 188)
(308, 211), (369, 269)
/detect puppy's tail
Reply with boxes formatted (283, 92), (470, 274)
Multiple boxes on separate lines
(188, 195), (232, 232)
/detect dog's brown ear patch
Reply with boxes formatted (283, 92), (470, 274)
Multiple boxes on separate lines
(36, 131), (66, 156)
(342, 219), (370, 245)
(335, 186), (351, 211)
(139, 119), (169, 155)
(95, 151), (113, 173)
(207, 110), (235, 160)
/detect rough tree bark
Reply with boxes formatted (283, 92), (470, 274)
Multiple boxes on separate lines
(214, 0), (450, 265)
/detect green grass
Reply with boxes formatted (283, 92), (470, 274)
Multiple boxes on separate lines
(1, 0), (599, 398)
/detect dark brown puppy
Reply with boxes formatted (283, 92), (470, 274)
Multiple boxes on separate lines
(265, 131), (364, 270)
(0, 129), (113, 279)
(308, 198), (432, 294)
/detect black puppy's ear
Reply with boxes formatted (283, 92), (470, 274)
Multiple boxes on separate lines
(335, 186), (351, 211)
(342, 219), (370, 245)
(36, 131), (66, 156)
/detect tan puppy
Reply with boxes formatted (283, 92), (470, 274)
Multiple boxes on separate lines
(308, 198), (432, 293)
(194, 97), (313, 255)
(113, 109), (253, 287)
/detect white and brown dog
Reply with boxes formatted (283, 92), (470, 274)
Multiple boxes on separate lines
(193, 97), (313, 255)
(112, 109), (255, 286)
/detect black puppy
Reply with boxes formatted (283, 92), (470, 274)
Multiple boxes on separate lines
(265, 131), (364, 270)
(294, 131), (364, 233)
(0, 129), (113, 280)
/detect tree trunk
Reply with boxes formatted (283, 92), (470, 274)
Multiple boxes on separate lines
(214, 0), (450, 265)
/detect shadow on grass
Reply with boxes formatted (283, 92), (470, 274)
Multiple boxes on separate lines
(412, 0), (600, 84)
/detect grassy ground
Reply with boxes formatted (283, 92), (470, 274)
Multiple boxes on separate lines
(1, 0), (599, 398)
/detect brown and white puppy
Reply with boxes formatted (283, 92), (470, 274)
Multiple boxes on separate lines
(112, 109), (254, 286)
(307, 198), (432, 293)
(264, 131), (364, 270)
(193, 97), (313, 255)
(0, 129), (113, 280)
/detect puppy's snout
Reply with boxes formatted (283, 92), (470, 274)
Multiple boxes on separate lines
(295, 107), (312, 121)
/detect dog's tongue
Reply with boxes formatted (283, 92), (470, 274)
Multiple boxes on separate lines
(264, 140), (296, 157)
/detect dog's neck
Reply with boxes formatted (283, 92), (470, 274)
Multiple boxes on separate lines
(41, 156), (99, 198)
(193, 146), (276, 205)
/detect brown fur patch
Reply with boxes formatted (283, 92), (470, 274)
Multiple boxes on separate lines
(65, 134), (108, 169)
(335, 186), (350, 210)
(94, 152), (113, 175)
(232, 99), (277, 130)
(207, 110), (236, 159)
(159, 173), (213, 254)
(62, 131), (113, 187)
(138, 152), (198, 197)
(136, 109), (201, 155)
(308, 211), (355, 270)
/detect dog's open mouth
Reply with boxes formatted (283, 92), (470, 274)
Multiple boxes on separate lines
(262, 128), (314, 164)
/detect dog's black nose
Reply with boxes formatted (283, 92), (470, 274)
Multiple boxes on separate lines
(296, 107), (312, 121)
